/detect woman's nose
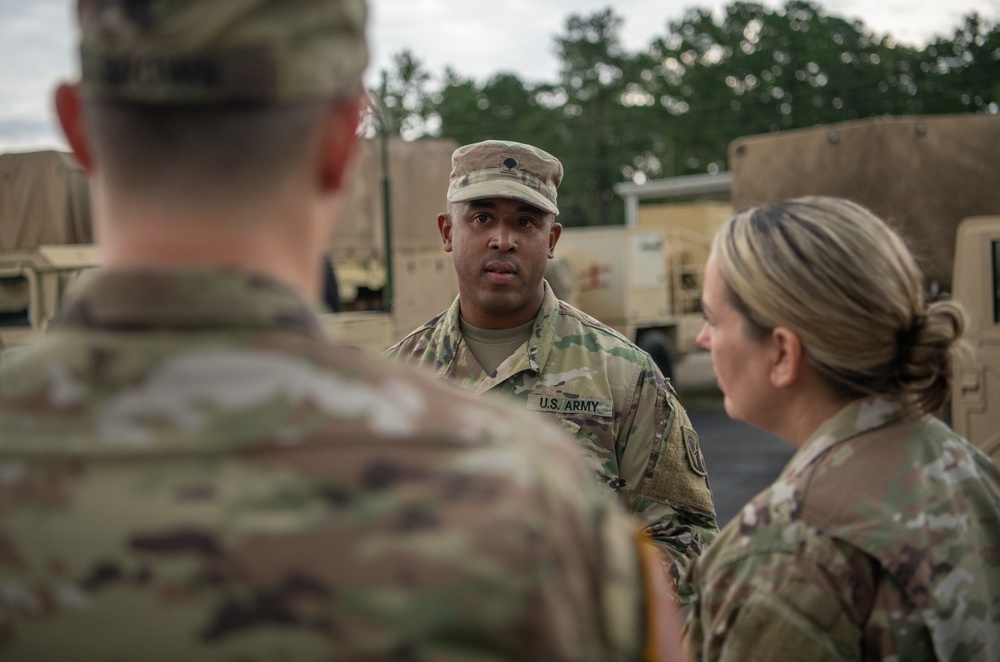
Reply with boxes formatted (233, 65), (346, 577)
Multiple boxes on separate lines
(696, 323), (711, 351)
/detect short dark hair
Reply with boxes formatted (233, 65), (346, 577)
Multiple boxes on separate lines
(83, 98), (337, 205)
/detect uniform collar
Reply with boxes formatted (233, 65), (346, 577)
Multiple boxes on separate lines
(54, 268), (325, 335)
(436, 280), (561, 378)
(784, 396), (908, 478)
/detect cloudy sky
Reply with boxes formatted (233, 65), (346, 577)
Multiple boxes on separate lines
(1, 0), (998, 153)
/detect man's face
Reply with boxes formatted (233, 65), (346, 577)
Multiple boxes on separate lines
(439, 197), (562, 329)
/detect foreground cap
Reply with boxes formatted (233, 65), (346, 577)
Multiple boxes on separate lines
(77, 0), (368, 104)
(447, 140), (563, 216)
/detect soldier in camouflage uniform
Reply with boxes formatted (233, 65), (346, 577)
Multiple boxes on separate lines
(0, 1), (687, 660)
(686, 196), (1000, 661)
(382, 140), (719, 594)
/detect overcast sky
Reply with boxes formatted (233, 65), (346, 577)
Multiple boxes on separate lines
(1, 0), (998, 153)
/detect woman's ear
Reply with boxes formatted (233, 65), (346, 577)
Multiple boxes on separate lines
(769, 326), (803, 388)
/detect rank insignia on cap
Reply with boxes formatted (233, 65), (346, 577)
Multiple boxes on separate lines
(446, 140), (562, 216)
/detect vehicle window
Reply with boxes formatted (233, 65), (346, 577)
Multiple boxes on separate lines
(0, 275), (30, 327)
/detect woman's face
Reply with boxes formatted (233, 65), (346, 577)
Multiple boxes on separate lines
(696, 255), (777, 429)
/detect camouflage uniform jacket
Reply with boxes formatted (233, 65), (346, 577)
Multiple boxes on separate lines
(382, 282), (718, 590)
(685, 397), (1000, 661)
(0, 269), (661, 662)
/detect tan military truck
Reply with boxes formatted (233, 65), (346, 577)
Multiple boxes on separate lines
(0, 139), (460, 358)
(552, 205), (726, 381)
(318, 136), (459, 351)
(555, 113), (998, 454)
(0, 150), (98, 354)
(952, 217), (1000, 459)
(726, 112), (1000, 460)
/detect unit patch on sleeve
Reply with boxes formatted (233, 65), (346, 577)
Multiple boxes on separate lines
(683, 425), (708, 476)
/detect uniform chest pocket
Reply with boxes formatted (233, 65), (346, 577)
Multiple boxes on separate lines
(546, 416), (626, 499)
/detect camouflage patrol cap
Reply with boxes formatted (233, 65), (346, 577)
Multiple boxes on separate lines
(448, 140), (563, 216)
(76, 0), (368, 104)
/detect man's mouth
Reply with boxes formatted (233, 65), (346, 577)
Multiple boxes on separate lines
(485, 262), (517, 284)
(486, 262), (516, 274)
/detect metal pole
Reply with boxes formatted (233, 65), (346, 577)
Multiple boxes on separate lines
(378, 73), (394, 313)
(625, 193), (638, 229)
(380, 131), (393, 313)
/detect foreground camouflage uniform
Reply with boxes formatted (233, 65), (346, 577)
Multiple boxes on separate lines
(685, 397), (1000, 661)
(383, 282), (719, 589)
(0, 270), (659, 661)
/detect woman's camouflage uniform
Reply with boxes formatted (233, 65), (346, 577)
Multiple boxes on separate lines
(686, 397), (1000, 661)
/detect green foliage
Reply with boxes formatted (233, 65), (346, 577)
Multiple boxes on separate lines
(373, 49), (433, 138)
(373, 2), (1000, 226)
(920, 13), (1000, 113)
(431, 69), (555, 148)
(549, 9), (634, 225)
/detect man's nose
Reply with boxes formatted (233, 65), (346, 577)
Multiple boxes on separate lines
(490, 224), (516, 251)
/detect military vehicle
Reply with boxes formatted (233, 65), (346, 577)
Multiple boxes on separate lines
(318, 136), (459, 351)
(1, 136), (716, 373)
(551, 113), (999, 455)
(0, 138), (460, 357)
(5, 116), (997, 460)
(0, 150), (97, 354)
(552, 201), (730, 380)
(726, 112), (1000, 459)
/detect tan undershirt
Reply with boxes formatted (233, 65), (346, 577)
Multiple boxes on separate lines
(459, 317), (534, 375)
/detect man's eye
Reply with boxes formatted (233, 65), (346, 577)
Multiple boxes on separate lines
(473, 214), (491, 223)
(518, 218), (535, 227)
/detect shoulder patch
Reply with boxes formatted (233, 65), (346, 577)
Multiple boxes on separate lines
(644, 419), (715, 514)
(684, 426), (708, 476)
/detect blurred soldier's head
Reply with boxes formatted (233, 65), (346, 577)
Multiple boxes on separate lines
(65, 0), (368, 197)
(438, 140), (564, 329)
(54, 0), (370, 293)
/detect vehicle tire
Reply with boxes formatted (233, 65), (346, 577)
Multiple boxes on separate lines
(637, 330), (677, 382)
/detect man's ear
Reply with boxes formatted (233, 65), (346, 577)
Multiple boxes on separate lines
(548, 221), (562, 258)
(438, 213), (453, 252)
(769, 326), (803, 389)
(318, 93), (365, 192)
(54, 83), (93, 172)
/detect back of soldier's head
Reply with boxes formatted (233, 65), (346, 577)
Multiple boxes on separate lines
(75, 0), (369, 199)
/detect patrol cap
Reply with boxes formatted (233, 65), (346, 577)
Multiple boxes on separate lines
(76, 0), (369, 104)
(447, 140), (563, 216)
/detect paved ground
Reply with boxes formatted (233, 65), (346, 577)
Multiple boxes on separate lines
(688, 407), (794, 525)
(672, 350), (718, 393)
(672, 351), (795, 525)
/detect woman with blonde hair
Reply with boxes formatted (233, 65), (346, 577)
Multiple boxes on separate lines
(685, 196), (1000, 661)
